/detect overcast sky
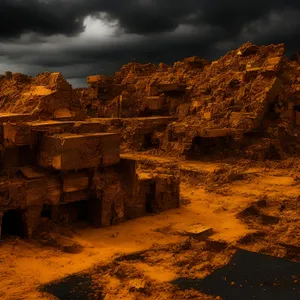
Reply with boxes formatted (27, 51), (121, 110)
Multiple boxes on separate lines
(1, 0), (300, 87)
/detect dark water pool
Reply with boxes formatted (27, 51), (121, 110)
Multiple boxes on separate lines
(40, 273), (102, 300)
(172, 249), (300, 300)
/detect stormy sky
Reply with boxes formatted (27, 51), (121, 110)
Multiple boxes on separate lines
(1, 0), (300, 87)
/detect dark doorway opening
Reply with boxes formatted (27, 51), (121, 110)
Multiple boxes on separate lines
(1, 209), (26, 238)
(146, 181), (156, 213)
(266, 99), (281, 120)
(142, 134), (160, 150)
(41, 204), (52, 220)
(63, 200), (90, 224)
(186, 136), (232, 160)
(77, 201), (90, 221)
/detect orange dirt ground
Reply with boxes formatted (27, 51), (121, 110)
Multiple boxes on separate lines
(0, 157), (299, 299)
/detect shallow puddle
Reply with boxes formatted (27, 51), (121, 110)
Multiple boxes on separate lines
(40, 273), (101, 300)
(172, 249), (300, 300)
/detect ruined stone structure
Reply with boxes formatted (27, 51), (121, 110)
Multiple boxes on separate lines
(1, 41), (300, 240)
(79, 42), (300, 159)
(0, 74), (180, 239)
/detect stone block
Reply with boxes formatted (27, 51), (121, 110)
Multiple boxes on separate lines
(38, 132), (120, 170)
(146, 96), (163, 110)
(2, 123), (32, 147)
(262, 57), (282, 76)
(25, 206), (42, 238)
(53, 108), (72, 120)
(0, 184), (9, 207)
(184, 224), (214, 241)
(178, 103), (190, 120)
(63, 190), (89, 203)
(63, 171), (89, 193)
(153, 174), (180, 213)
(25, 178), (47, 207)
(46, 177), (61, 205)
(28, 120), (74, 134)
(73, 122), (103, 133)
(0, 113), (32, 124)
(86, 75), (103, 84)
(20, 167), (45, 179)
(125, 173), (153, 219)
(159, 83), (186, 92)
(8, 180), (26, 209)
(229, 112), (255, 129)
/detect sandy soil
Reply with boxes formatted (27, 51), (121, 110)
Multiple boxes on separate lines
(0, 159), (299, 299)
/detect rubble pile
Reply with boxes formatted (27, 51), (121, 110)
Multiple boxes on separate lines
(0, 74), (180, 241)
(81, 41), (300, 159)
(0, 72), (84, 120)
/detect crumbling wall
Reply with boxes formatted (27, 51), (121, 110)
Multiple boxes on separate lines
(91, 167), (126, 227)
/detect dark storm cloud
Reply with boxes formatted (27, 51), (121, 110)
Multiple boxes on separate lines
(1, 0), (300, 38)
(1, 0), (300, 87)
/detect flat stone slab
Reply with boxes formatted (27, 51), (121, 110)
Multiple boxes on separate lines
(183, 224), (213, 240)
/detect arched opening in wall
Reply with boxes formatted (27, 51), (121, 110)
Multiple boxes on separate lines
(142, 133), (160, 150)
(1, 209), (26, 238)
(186, 136), (233, 160)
